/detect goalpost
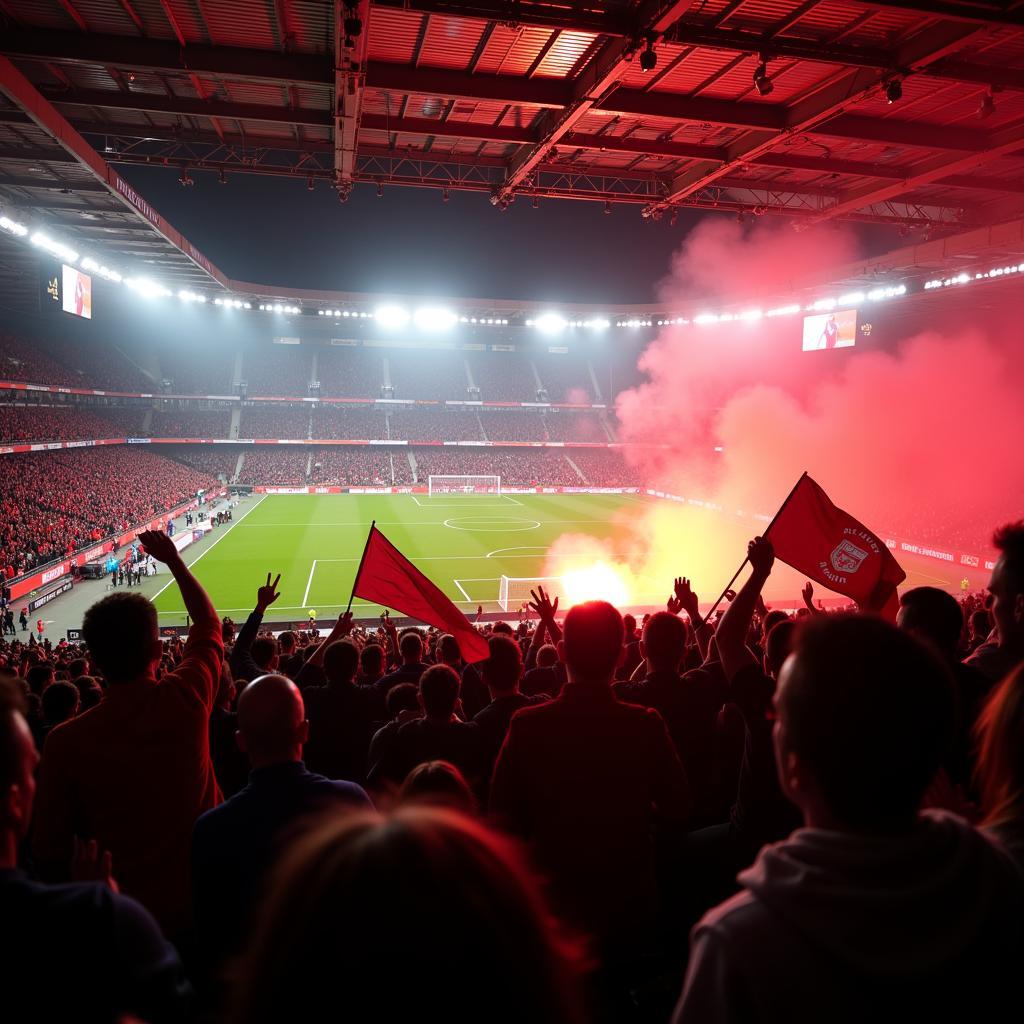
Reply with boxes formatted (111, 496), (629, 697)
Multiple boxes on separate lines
(498, 575), (567, 613)
(427, 474), (502, 495)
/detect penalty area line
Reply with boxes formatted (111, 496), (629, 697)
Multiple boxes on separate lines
(301, 559), (318, 608)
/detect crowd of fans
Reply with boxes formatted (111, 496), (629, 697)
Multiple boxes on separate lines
(412, 447), (584, 486)
(235, 449), (309, 486)
(309, 447), (396, 486)
(465, 349), (538, 402)
(315, 346), (384, 398)
(479, 410), (549, 441)
(242, 345), (312, 397)
(309, 405), (387, 440)
(2, 517), (1021, 1023)
(157, 342), (236, 395)
(571, 448), (646, 486)
(239, 406), (311, 440)
(165, 447), (241, 481)
(535, 353), (596, 403)
(389, 348), (470, 401)
(0, 332), (149, 391)
(543, 412), (610, 443)
(0, 447), (217, 578)
(387, 407), (483, 442)
(150, 409), (233, 439)
(0, 405), (124, 443)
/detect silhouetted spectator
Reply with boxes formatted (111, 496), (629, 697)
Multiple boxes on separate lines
(399, 760), (478, 815)
(966, 521), (1024, 681)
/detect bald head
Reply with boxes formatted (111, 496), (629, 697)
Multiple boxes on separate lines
(237, 673), (308, 767)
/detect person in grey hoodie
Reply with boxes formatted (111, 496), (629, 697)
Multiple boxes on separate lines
(674, 614), (1024, 1024)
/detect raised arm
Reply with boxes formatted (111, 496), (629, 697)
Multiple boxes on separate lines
(294, 612), (354, 688)
(524, 618), (547, 672)
(528, 586), (562, 646)
(138, 530), (218, 628)
(801, 581), (823, 616)
(229, 573), (280, 682)
(716, 537), (774, 683)
(673, 576), (712, 662)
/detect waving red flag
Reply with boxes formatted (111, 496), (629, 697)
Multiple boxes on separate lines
(766, 473), (906, 619)
(351, 523), (490, 662)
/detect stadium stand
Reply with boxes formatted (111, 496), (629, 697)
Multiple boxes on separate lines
(464, 349), (537, 402)
(157, 342), (236, 394)
(533, 352), (595, 403)
(542, 411), (609, 443)
(387, 407), (483, 442)
(0, 447), (217, 578)
(388, 348), (469, 401)
(0, 404), (123, 442)
(150, 409), (232, 439)
(235, 448), (309, 486)
(310, 446), (396, 486)
(239, 406), (311, 439)
(242, 344), (311, 396)
(478, 410), (548, 441)
(410, 447), (582, 486)
(316, 346), (384, 398)
(310, 405), (388, 440)
(163, 446), (241, 481)
(569, 448), (645, 486)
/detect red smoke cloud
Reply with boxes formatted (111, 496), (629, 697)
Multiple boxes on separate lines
(548, 219), (1023, 605)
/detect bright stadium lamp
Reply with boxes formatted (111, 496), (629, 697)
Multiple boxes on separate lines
(414, 306), (458, 331)
(375, 304), (411, 329)
(534, 313), (567, 334)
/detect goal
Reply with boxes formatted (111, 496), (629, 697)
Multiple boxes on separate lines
(428, 475), (501, 495)
(498, 575), (567, 613)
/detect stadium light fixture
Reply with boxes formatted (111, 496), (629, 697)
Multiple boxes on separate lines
(30, 231), (78, 264)
(375, 304), (411, 329)
(125, 277), (171, 299)
(414, 307), (459, 331)
(753, 55), (773, 96)
(0, 215), (28, 237)
(884, 77), (902, 104)
(534, 313), (567, 334)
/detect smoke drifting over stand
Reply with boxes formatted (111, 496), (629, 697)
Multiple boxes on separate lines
(544, 220), (1024, 607)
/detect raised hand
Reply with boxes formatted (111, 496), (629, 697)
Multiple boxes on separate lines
(72, 836), (119, 892)
(331, 610), (354, 636)
(724, 589), (737, 603)
(255, 573), (282, 613)
(529, 585), (559, 625)
(137, 530), (179, 565)
(674, 577), (701, 618)
(747, 535), (775, 578)
(802, 581), (814, 606)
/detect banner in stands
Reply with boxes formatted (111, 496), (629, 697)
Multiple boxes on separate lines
(29, 578), (73, 613)
(7, 489), (226, 601)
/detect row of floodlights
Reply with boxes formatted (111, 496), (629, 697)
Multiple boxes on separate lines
(318, 306), (512, 329)
(259, 302), (301, 314)
(525, 314), (611, 334)
(924, 263), (1024, 290)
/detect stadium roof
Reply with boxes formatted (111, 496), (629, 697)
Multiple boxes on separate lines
(0, 0), (1023, 306)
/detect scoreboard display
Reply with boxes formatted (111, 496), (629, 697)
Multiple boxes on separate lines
(41, 262), (93, 319)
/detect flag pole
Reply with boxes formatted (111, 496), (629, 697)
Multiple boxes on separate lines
(345, 520), (376, 616)
(701, 472), (808, 625)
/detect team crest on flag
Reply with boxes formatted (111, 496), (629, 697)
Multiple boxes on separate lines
(830, 539), (870, 574)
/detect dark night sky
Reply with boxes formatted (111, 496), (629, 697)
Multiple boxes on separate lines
(118, 165), (898, 303)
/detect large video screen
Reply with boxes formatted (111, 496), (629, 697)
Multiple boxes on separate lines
(62, 264), (92, 319)
(802, 308), (856, 351)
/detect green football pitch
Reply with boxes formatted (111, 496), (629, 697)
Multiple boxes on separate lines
(150, 491), (668, 626)
(150, 490), (987, 627)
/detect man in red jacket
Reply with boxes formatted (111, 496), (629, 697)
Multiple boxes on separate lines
(32, 530), (223, 939)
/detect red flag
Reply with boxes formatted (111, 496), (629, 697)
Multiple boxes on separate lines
(351, 524), (490, 663)
(766, 474), (906, 619)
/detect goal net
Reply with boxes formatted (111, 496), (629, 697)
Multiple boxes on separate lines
(428, 475), (501, 495)
(498, 575), (567, 613)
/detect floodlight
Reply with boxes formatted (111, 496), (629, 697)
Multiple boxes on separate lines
(375, 304), (411, 328)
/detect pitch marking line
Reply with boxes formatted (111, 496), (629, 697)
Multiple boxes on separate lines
(486, 545), (548, 558)
(410, 494), (522, 508)
(301, 559), (318, 607)
(443, 517), (541, 532)
(151, 493), (268, 602)
(453, 577), (501, 604)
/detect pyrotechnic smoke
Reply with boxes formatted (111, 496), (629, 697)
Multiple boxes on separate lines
(544, 218), (1024, 607)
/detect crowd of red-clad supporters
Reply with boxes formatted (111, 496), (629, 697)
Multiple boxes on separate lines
(543, 411), (610, 443)
(157, 343), (235, 394)
(239, 406), (311, 439)
(464, 349), (538, 402)
(387, 407), (483, 442)
(164, 447), (241, 480)
(242, 345), (312, 397)
(389, 348), (471, 401)
(0, 448), (217, 578)
(315, 346), (384, 398)
(310, 405), (387, 440)
(571, 448), (646, 486)
(309, 447), (395, 486)
(3, 516), (1022, 1023)
(412, 447), (583, 486)
(0, 405), (123, 443)
(235, 449), (308, 486)
(150, 409), (233, 439)
(0, 333), (150, 391)
(479, 410), (549, 441)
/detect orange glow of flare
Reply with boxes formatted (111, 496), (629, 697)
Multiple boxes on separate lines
(561, 561), (632, 608)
